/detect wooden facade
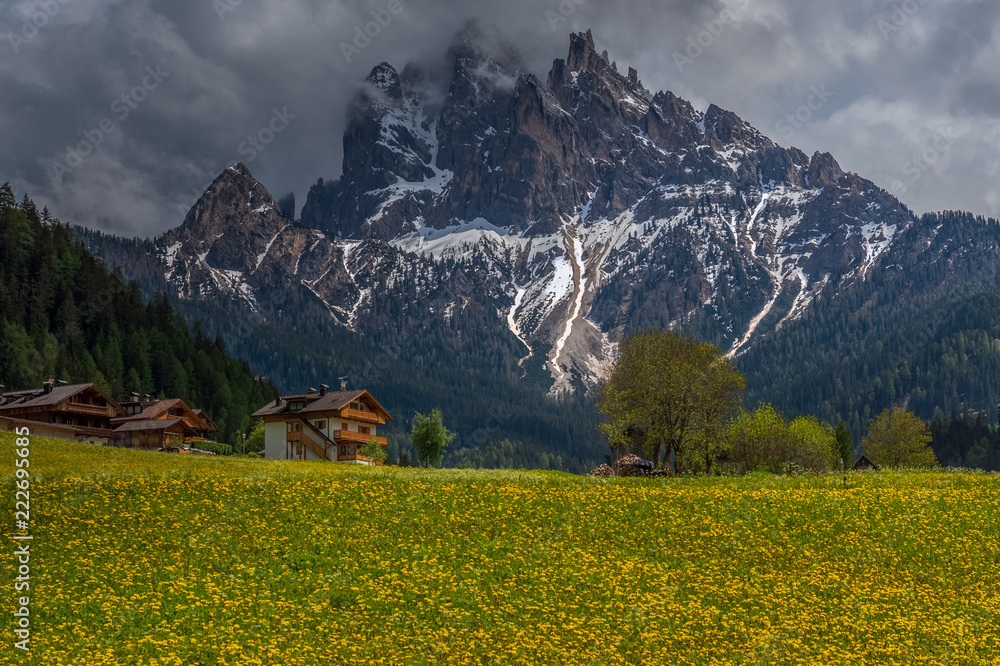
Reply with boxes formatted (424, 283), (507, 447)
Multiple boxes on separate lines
(0, 381), (218, 451)
(111, 398), (217, 448)
(0, 382), (122, 443)
(253, 386), (393, 464)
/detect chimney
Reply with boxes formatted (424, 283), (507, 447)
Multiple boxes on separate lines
(319, 384), (329, 397)
(340, 378), (348, 391)
(44, 378), (54, 394)
(307, 387), (317, 395)
(274, 396), (281, 407)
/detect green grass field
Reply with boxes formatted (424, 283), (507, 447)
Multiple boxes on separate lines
(2, 431), (1000, 665)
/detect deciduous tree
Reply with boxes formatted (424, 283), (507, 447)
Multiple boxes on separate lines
(412, 409), (455, 468)
(862, 408), (937, 468)
(598, 330), (743, 472)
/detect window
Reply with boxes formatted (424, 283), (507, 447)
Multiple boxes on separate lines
(340, 446), (346, 456)
(290, 402), (304, 412)
(315, 421), (326, 430)
(359, 426), (370, 435)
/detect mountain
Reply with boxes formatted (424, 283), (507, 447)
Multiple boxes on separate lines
(78, 24), (1000, 467)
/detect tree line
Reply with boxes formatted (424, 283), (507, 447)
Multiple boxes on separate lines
(597, 330), (939, 474)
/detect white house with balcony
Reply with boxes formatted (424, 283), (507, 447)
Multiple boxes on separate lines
(252, 385), (393, 464)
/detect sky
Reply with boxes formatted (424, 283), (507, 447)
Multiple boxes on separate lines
(2, 0), (999, 237)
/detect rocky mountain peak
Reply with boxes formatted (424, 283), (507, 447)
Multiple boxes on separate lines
(173, 163), (275, 240)
(704, 104), (773, 153)
(808, 151), (845, 187)
(566, 29), (608, 74)
(365, 62), (403, 102)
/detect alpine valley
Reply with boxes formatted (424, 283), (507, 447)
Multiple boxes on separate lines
(79, 24), (1000, 470)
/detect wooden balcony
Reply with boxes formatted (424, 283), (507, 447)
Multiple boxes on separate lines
(333, 430), (387, 446)
(66, 402), (112, 416)
(340, 408), (383, 425)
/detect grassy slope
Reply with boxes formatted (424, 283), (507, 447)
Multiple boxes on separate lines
(2, 433), (1000, 665)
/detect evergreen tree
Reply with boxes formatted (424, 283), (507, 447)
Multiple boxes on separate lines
(834, 420), (853, 469)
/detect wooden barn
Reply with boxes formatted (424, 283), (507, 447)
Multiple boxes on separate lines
(854, 454), (880, 472)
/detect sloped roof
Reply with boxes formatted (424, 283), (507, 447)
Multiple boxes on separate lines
(113, 418), (186, 433)
(113, 399), (216, 432)
(252, 389), (392, 421)
(113, 399), (182, 422)
(0, 383), (122, 413)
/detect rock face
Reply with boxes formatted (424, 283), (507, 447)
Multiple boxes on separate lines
(155, 23), (915, 395)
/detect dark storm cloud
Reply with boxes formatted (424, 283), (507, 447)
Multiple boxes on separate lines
(1, 0), (998, 236)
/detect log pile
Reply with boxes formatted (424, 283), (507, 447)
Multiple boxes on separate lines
(618, 454), (655, 477)
(589, 464), (615, 477)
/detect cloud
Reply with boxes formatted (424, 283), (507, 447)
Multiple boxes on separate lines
(1, 0), (999, 237)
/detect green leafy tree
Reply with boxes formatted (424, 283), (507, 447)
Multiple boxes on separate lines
(360, 440), (388, 464)
(726, 407), (837, 474)
(861, 408), (938, 468)
(725, 404), (790, 474)
(598, 330), (743, 472)
(411, 409), (455, 468)
(786, 416), (838, 473)
(245, 419), (266, 454)
(687, 356), (746, 474)
(834, 420), (853, 469)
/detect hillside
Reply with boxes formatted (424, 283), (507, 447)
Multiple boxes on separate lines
(0, 185), (276, 445)
(740, 211), (1000, 441)
(77, 24), (1000, 465)
(3, 432), (1000, 664)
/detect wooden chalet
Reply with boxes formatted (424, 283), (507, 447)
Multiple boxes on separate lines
(110, 397), (218, 451)
(252, 385), (392, 464)
(0, 381), (122, 444)
(0, 380), (219, 452)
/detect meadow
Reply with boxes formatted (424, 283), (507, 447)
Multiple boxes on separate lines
(2, 432), (1000, 665)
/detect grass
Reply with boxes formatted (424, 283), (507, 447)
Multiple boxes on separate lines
(2, 432), (1000, 664)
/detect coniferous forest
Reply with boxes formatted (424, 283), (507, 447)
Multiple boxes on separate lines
(0, 184), (277, 445)
(738, 212), (1000, 470)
